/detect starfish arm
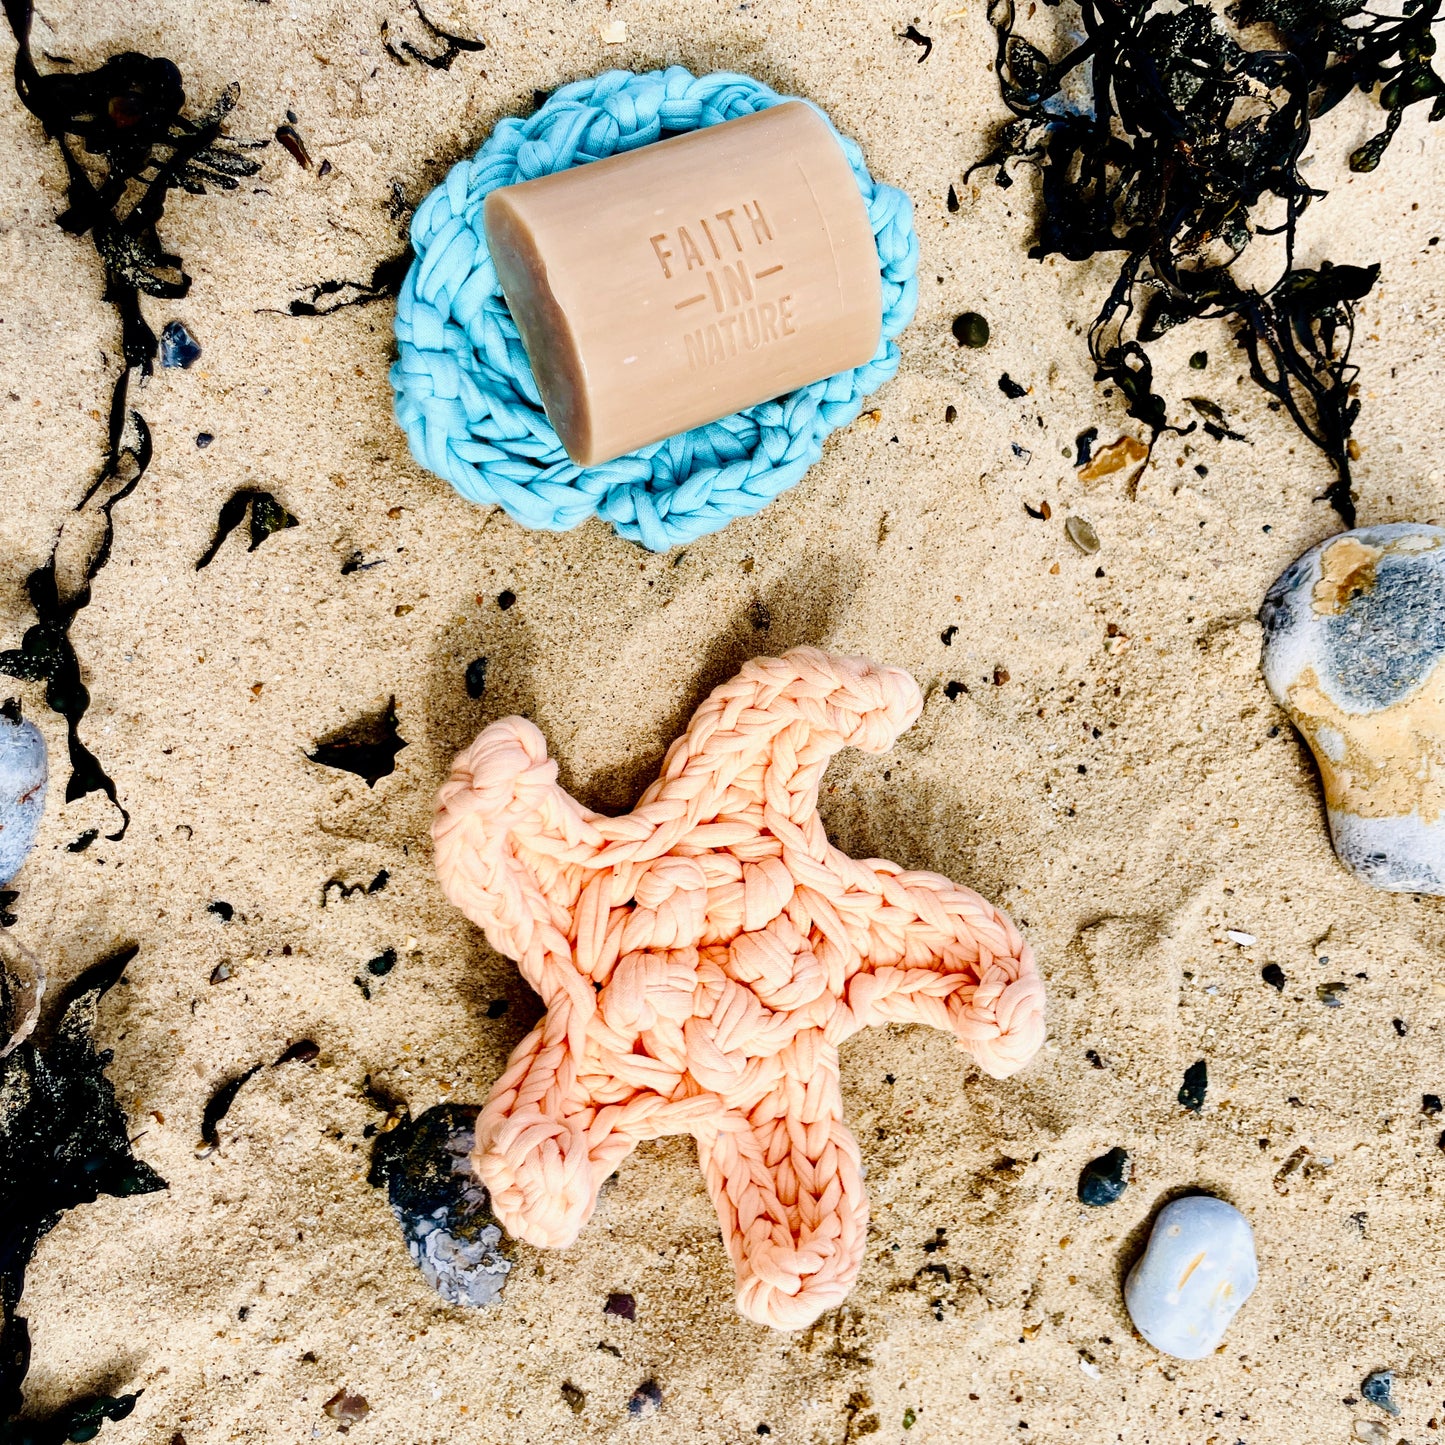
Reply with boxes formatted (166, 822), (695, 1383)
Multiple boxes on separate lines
(695, 1030), (868, 1331)
(478, 978), (720, 1249)
(434, 717), (603, 969)
(840, 866), (1046, 1079)
(635, 649), (924, 840)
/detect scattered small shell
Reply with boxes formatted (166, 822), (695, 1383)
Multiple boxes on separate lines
(1260, 523), (1445, 893)
(1064, 515), (1100, 555)
(599, 19), (627, 41)
(1225, 930), (1256, 946)
(323, 1390), (369, 1431)
(0, 931), (46, 1058)
(1124, 1196), (1258, 1359)
(1353, 1421), (1388, 1443)
(159, 320), (202, 369)
(1078, 1357), (1101, 1381)
(0, 709), (47, 887)
(1361, 1369), (1399, 1415)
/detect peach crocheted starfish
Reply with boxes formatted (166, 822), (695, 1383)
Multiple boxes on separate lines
(433, 648), (1046, 1329)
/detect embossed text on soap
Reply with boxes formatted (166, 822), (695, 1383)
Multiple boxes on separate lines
(648, 199), (798, 371)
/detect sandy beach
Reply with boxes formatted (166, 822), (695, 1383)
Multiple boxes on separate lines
(2, 1), (1445, 1440)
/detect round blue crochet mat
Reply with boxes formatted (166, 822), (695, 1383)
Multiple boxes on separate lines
(391, 66), (919, 553)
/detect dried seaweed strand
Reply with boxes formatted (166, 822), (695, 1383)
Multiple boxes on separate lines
(381, 0), (485, 70)
(0, 0), (261, 834)
(974, 0), (1443, 525)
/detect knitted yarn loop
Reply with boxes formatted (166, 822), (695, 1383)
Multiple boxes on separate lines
(433, 648), (1046, 1329)
(392, 67), (919, 552)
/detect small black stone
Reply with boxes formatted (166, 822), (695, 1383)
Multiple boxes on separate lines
(1393, 1018), (1408, 1037)
(1261, 963), (1286, 991)
(604, 1291), (636, 1321)
(952, 312), (989, 348)
(208, 900), (234, 922)
(1189, 350), (1208, 370)
(196, 432), (214, 448)
(1179, 1059), (1208, 1113)
(1361, 1369), (1399, 1416)
(998, 372), (1027, 399)
(1077, 1147), (1130, 1206)
(366, 947), (397, 977)
(497, 590), (516, 610)
(1423, 1094), (1442, 1116)
(465, 656), (489, 699)
(944, 680), (966, 701)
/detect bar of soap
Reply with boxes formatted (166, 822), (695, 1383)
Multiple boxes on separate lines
(484, 101), (883, 467)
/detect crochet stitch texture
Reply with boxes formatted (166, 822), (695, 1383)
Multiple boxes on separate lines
(392, 68), (919, 552)
(433, 649), (1046, 1328)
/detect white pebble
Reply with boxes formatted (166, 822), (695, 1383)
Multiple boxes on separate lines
(0, 712), (46, 886)
(1124, 1196), (1257, 1360)
(1261, 523), (1445, 893)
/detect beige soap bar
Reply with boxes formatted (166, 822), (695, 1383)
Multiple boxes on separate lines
(484, 101), (883, 467)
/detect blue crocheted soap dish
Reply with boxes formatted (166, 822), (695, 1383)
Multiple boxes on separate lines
(391, 67), (919, 553)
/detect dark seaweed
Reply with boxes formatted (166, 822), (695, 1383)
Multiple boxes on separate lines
(65, 830), (98, 854)
(194, 490), (299, 570)
(1, 947), (166, 1440)
(975, 0), (1442, 525)
(274, 1040), (320, 1066)
(306, 698), (407, 788)
(321, 869), (389, 906)
(381, 0), (486, 70)
(901, 24), (933, 61)
(1, 0), (261, 836)
(287, 250), (410, 317)
(200, 1065), (262, 1150)
(366, 948), (397, 977)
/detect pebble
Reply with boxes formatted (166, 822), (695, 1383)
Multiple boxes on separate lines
(159, 320), (202, 368)
(1353, 1422), (1388, 1443)
(952, 312), (989, 348)
(1065, 515), (1100, 555)
(604, 1291), (636, 1320)
(1361, 1369), (1399, 1415)
(1260, 523), (1445, 893)
(1078, 1147), (1130, 1206)
(1123, 1196), (1258, 1359)
(369, 1104), (512, 1307)
(0, 707), (46, 886)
